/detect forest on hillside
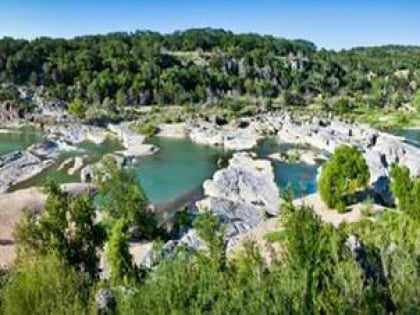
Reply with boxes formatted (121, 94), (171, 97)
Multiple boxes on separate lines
(1, 28), (420, 118)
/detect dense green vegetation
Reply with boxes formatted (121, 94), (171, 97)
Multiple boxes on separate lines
(2, 158), (420, 314)
(319, 145), (369, 211)
(1, 29), (420, 124)
(2, 28), (420, 314)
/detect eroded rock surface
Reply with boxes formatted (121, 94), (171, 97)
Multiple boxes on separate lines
(277, 118), (420, 204)
(135, 152), (281, 269)
(108, 123), (159, 157)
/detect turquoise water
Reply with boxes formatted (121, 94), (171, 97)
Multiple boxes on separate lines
(1, 129), (319, 202)
(11, 137), (124, 191)
(393, 129), (420, 148)
(0, 128), (43, 155)
(3, 127), (419, 204)
(257, 138), (320, 198)
(135, 137), (222, 204)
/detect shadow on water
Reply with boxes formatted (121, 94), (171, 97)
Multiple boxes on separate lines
(256, 137), (320, 199)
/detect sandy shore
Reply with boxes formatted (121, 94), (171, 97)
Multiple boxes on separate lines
(0, 183), (97, 269)
(293, 192), (385, 227)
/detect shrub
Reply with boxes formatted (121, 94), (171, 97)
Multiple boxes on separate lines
(1, 255), (87, 315)
(67, 98), (86, 118)
(135, 121), (159, 136)
(318, 145), (369, 212)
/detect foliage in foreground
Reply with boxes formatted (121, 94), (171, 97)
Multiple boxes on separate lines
(4, 163), (420, 314)
(14, 182), (105, 279)
(1, 255), (87, 315)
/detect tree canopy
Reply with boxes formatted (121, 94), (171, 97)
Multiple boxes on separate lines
(0, 29), (419, 116)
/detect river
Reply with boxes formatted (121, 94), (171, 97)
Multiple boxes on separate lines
(3, 128), (418, 205)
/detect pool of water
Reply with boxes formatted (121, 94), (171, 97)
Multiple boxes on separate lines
(4, 126), (419, 204)
(393, 128), (420, 148)
(135, 137), (222, 204)
(257, 138), (320, 199)
(1, 130), (321, 202)
(9, 135), (223, 205)
(0, 127), (43, 155)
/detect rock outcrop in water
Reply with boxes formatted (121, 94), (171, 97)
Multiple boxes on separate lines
(46, 123), (109, 145)
(188, 119), (263, 150)
(197, 152), (281, 248)
(199, 152), (280, 216)
(136, 152), (281, 269)
(0, 137), (86, 193)
(108, 123), (159, 157)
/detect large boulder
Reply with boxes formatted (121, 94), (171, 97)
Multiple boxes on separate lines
(202, 153), (280, 216)
(0, 150), (52, 193)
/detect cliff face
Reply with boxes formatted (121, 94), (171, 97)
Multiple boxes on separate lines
(0, 85), (66, 127)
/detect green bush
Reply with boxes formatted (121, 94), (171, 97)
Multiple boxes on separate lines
(319, 145), (369, 212)
(390, 164), (420, 220)
(67, 98), (86, 118)
(135, 121), (159, 137)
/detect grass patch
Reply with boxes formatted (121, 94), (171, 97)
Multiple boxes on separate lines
(264, 230), (285, 243)
(133, 121), (159, 137)
(354, 108), (420, 131)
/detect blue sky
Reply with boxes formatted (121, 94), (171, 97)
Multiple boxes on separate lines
(0, 0), (419, 50)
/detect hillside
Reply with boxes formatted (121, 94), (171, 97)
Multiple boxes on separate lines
(1, 29), (420, 121)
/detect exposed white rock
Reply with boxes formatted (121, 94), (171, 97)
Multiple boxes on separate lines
(201, 152), (280, 216)
(157, 123), (187, 138)
(58, 157), (73, 171)
(188, 120), (262, 150)
(108, 123), (160, 157)
(0, 151), (54, 193)
(46, 123), (108, 145)
(196, 152), (281, 250)
(67, 156), (85, 175)
(277, 117), (420, 204)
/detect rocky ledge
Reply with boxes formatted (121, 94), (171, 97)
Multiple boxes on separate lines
(46, 122), (109, 145)
(108, 123), (159, 157)
(188, 119), (264, 151)
(136, 152), (281, 269)
(0, 139), (64, 193)
(277, 118), (420, 204)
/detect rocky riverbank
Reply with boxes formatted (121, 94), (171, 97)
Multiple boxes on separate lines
(108, 123), (160, 157)
(276, 117), (420, 204)
(135, 152), (282, 269)
(0, 139), (67, 193)
(188, 119), (263, 150)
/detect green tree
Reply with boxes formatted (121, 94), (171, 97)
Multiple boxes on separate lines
(414, 89), (420, 111)
(319, 145), (369, 211)
(14, 183), (105, 279)
(390, 164), (420, 220)
(97, 156), (165, 240)
(106, 219), (137, 285)
(193, 212), (225, 264)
